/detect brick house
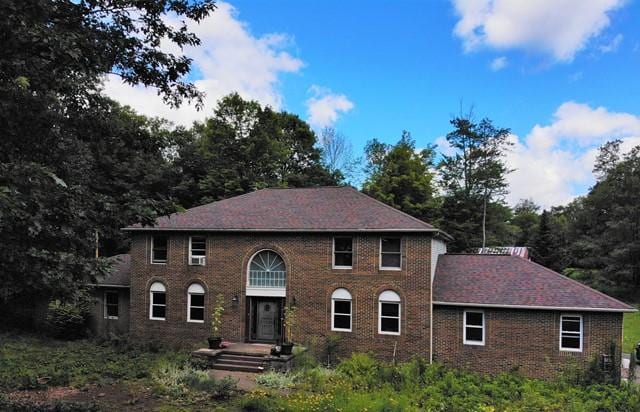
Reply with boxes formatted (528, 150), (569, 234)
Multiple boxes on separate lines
(96, 186), (634, 379)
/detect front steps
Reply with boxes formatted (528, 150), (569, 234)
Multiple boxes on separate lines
(210, 352), (266, 373)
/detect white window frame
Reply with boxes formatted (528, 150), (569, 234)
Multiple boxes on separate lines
(379, 237), (402, 270)
(332, 237), (353, 269)
(187, 283), (205, 323)
(103, 291), (119, 320)
(331, 288), (352, 332)
(149, 282), (166, 321)
(150, 236), (168, 264)
(188, 236), (207, 266)
(463, 310), (485, 346)
(560, 314), (583, 352)
(378, 290), (401, 335)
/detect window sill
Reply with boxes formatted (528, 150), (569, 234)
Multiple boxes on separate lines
(149, 317), (166, 321)
(104, 316), (119, 320)
(378, 331), (400, 336)
(188, 320), (205, 324)
(560, 348), (582, 353)
(332, 266), (353, 270)
(331, 328), (352, 333)
(150, 262), (167, 265)
(463, 341), (485, 346)
(379, 267), (402, 271)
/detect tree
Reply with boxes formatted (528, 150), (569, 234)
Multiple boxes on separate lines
(530, 210), (564, 271)
(362, 131), (440, 223)
(511, 199), (540, 246)
(173, 93), (340, 208)
(438, 117), (513, 251)
(0, 1), (216, 303)
(319, 127), (360, 184)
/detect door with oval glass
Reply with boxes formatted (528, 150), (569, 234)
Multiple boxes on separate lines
(256, 299), (278, 341)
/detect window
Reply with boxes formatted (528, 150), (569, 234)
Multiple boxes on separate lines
(331, 288), (352, 332)
(463, 310), (485, 345)
(189, 236), (206, 265)
(151, 236), (168, 264)
(104, 291), (118, 319)
(560, 315), (582, 352)
(333, 237), (353, 268)
(378, 290), (401, 335)
(187, 283), (205, 323)
(248, 250), (286, 289)
(380, 238), (401, 270)
(149, 282), (166, 320)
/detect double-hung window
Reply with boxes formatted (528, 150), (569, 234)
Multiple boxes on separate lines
(104, 291), (119, 319)
(380, 238), (401, 270)
(331, 288), (352, 332)
(187, 283), (205, 323)
(189, 236), (206, 266)
(149, 282), (166, 320)
(151, 236), (168, 264)
(378, 290), (401, 335)
(560, 314), (582, 352)
(463, 310), (485, 345)
(333, 237), (353, 269)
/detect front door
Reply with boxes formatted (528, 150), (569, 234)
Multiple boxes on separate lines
(256, 300), (278, 341)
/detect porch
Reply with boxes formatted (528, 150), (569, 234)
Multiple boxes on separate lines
(193, 342), (302, 373)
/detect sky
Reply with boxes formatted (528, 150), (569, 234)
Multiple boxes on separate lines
(104, 0), (640, 208)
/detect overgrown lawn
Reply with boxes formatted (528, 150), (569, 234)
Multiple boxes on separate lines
(624, 307), (640, 353)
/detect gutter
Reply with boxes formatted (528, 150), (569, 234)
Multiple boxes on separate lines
(433, 301), (637, 313)
(87, 284), (130, 289)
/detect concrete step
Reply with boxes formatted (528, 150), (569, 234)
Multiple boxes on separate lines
(215, 358), (265, 367)
(210, 363), (264, 373)
(217, 354), (266, 363)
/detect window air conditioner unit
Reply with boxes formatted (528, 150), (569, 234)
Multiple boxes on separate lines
(190, 256), (206, 266)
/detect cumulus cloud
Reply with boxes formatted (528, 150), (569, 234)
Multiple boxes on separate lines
(451, 0), (625, 61)
(505, 102), (640, 207)
(489, 56), (508, 71)
(305, 85), (354, 129)
(103, 2), (303, 126)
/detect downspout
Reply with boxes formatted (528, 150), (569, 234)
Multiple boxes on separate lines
(430, 279), (433, 364)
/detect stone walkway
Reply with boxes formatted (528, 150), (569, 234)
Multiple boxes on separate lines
(209, 370), (259, 391)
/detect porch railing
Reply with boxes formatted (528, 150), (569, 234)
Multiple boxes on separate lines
(248, 270), (286, 288)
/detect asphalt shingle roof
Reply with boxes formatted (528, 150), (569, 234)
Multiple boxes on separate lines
(125, 187), (440, 232)
(433, 254), (634, 312)
(94, 254), (130, 287)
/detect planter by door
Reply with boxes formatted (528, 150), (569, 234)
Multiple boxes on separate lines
(208, 337), (222, 349)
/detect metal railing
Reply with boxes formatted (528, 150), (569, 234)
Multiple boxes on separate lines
(248, 270), (286, 288)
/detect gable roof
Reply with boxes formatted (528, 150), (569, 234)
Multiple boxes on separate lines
(433, 254), (635, 312)
(91, 254), (130, 287)
(124, 187), (446, 234)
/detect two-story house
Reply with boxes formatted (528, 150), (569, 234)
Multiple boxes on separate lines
(94, 186), (634, 379)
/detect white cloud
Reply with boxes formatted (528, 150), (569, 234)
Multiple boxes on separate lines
(505, 102), (640, 207)
(489, 56), (508, 71)
(599, 33), (623, 53)
(452, 0), (625, 61)
(103, 2), (303, 126)
(305, 85), (354, 129)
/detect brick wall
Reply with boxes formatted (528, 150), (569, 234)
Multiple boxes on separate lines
(433, 305), (623, 379)
(128, 232), (433, 361)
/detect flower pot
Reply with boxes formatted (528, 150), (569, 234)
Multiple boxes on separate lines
(281, 342), (294, 355)
(208, 337), (222, 349)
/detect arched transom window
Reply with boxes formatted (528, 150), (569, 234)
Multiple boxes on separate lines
(249, 250), (286, 288)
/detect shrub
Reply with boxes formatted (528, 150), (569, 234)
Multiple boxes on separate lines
(45, 296), (92, 339)
(239, 390), (279, 412)
(152, 360), (237, 399)
(256, 371), (300, 389)
(336, 353), (381, 390)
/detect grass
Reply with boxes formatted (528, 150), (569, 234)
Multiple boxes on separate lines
(623, 306), (640, 353)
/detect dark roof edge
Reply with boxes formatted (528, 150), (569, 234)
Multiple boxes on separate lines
(122, 227), (451, 236)
(433, 301), (637, 313)
(87, 283), (130, 288)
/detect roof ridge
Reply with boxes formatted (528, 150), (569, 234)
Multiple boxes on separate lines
(525, 258), (635, 310)
(351, 188), (435, 229)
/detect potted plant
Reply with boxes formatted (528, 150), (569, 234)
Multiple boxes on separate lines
(281, 304), (297, 355)
(208, 294), (224, 349)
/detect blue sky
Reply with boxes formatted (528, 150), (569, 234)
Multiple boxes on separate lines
(105, 0), (640, 207)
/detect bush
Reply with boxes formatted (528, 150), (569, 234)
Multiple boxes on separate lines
(256, 371), (300, 389)
(152, 360), (237, 399)
(45, 294), (92, 339)
(336, 353), (381, 390)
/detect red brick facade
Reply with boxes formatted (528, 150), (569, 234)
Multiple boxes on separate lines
(433, 306), (623, 379)
(128, 232), (433, 362)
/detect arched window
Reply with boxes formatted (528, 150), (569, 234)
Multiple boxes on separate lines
(187, 283), (205, 323)
(149, 282), (166, 320)
(248, 250), (286, 288)
(331, 288), (352, 332)
(378, 290), (401, 335)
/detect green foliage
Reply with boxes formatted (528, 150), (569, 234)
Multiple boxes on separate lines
(623, 307), (640, 353)
(210, 294), (225, 337)
(363, 131), (440, 223)
(240, 354), (640, 412)
(152, 360), (237, 399)
(255, 371), (300, 389)
(437, 116), (513, 251)
(0, 332), (187, 391)
(510, 199), (540, 246)
(45, 294), (93, 339)
(0, 396), (98, 412)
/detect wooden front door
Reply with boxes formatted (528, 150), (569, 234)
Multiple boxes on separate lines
(256, 300), (278, 341)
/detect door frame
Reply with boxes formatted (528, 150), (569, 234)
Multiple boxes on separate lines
(246, 296), (284, 343)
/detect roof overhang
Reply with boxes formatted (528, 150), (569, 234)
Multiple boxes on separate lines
(87, 283), (130, 289)
(122, 226), (452, 238)
(433, 300), (637, 313)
